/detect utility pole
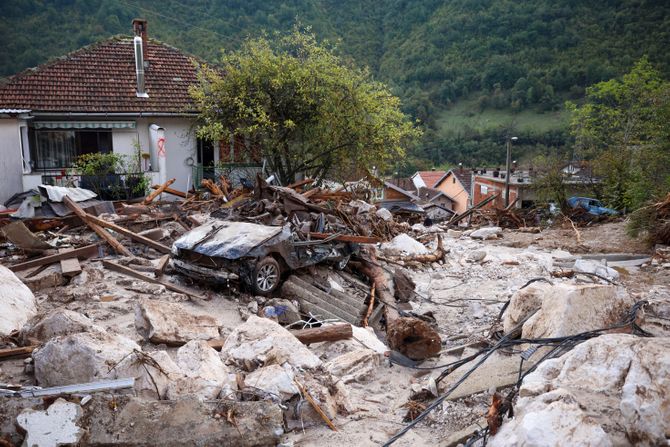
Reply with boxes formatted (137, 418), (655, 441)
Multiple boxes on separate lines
(504, 136), (517, 207)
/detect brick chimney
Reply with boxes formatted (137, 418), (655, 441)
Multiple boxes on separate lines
(132, 18), (148, 60)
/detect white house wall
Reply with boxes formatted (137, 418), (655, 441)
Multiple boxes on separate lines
(0, 118), (26, 204)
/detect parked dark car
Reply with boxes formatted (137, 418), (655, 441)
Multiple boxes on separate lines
(171, 220), (357, 295)
(567, 196), (619, 216)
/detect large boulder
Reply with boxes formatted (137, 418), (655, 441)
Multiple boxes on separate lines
(111, 350), (181, 399)
(503, 283), (634, 338)
(20, 309), (101, 344)
(0, 265), (37, 336)
(220, 315), (321, 371)
(470, 226), (502, 240)
(324, 348), (381, 383)
(491, 335), (670, 447)
(33, 331), (140, 386)
(380, 234), (428, 256)
(135, 299), (220, 345)
(167, 340), (237, 400)
(243, 364), (299, 401)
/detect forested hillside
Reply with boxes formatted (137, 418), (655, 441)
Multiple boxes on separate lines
(3, 0), (669, 170)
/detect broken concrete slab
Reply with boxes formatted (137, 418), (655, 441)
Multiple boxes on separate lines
(16, 398), (84, 447)
(166, 340), (237, 400)
(20, 264), (67, 292)
(324, 348), (381, 383)
(574, 258), (620, 281)
(135, 299), (220, 345)
(0, 265), (37, 336)
(33, 331), (140, 386)
(380, 233), (428, 256)
(20, 308), (101, 344)
(493, 335), (670, 446)
(503, 283), (634, 338)
(220, 315), (321, 371)
(111, 350), (181, 399)
(243, 364), (299, 400)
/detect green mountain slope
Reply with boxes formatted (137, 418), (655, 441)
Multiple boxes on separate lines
(2, 0), (669, 168)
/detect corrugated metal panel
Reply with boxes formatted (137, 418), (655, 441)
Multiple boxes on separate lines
(34, 121), (136, 129)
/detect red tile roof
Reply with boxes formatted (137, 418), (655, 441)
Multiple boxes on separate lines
(414, 171), (446, 188)
(434, 169), (473, 197)
(0, 37), (200, 114)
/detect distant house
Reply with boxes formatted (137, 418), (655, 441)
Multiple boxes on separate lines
(0, 19), (253, 204)
(411, 170), (446, 192)
(381, 177), (455, 221)
(433, 169), (473, 214)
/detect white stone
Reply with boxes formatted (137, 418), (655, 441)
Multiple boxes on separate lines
(466, 250), (487, 263)
(135, 299), (220, 345)
(244, 364), (298, 401)
(380, 233), (428, 256)
(503, 283), (634, 338)
(220, 315), (321, 371)
(33, 331), (140, 386)
(375, 207), (393, 221)
(469, 226), (502, 240)
(349, 199), (375, 214)
(17, 398), (84, 447)
(112, 350), (181, 399)
(0, 265), (37, 336)
(446, 229), (462, 238)
(493, 335), (670, 446)
(351, 325), (388, 354)
(574, 259), (620, 281)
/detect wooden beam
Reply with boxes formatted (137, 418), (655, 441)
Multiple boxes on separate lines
(102, 260), (208, 301)
(0, 345), (36, 360)
(290, 324), (352, 344)
(63, 196), (132, 256)
(286, 178), (314, 190)
(83, 214), (170, 254)
(144, 178), (176, 205)
(8, 244), (99, 272)
(154, 254), (170, 277)
(151, 184), (187, 198)
(308, 232), (380, 244)
(58, 248), (82, 278)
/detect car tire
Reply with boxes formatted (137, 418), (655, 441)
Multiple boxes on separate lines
(252, 256), (281, 296)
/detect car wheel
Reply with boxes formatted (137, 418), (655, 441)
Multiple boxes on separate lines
(253, 256), (281, 295)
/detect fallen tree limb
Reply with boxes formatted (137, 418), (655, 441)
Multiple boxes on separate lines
(356, 246), (441, 360)
(151, 184), (187, 198)
(290, 324), (352, 344)
(0, 345), (36, 360)
(362, 285), (376, 327)
(294, 380), (338, 432)
(63, 196), (132, 256)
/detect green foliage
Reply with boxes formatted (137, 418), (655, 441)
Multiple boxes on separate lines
(190, 29), (420, 184)
(72, 152), (124, 175)
(569, 58), (670, 211)
(530, 153), (571, 210)
(72, 152), (149, 199)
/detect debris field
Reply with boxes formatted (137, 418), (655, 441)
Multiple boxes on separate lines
(1, 177), (669, 447)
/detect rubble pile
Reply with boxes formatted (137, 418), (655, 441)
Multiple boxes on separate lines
(1, 179), (669, 446)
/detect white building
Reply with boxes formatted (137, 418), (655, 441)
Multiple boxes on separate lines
(0, 19), (219, 204)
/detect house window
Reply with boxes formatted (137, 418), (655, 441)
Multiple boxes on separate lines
(453, 177), (456, 184)
(30, 130), (112, 170)
(480, 184), (488, 194)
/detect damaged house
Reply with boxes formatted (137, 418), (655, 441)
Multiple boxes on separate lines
(0, 19), (254, 205)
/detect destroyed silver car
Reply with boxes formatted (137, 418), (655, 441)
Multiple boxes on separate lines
(171, 220), (357, 295)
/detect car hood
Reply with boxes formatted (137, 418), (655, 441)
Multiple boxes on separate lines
(172, 220), (287, 259)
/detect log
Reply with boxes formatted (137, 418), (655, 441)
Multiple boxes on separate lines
(83, 214), (170, 254)
(150, 184), (187, 198)
(308, 232), (380, 244)
(144, 178), (176, 205)
(286, 178), (314, 190)
(201, 178), (224, 196)
(290, 324), (353, 344)
(8, 244), (99, 272)
(356, 246), (441, 360)
(58, 248), (82, 278)
(102, 260), (208, 302)
(403, 234), (446, 263)
(0, 345), (36, 360)
(63, 196), (132, 256)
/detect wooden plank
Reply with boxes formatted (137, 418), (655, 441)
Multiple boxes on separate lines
(0, 345), (36, 360)
(84, 214), (170, 254)
(8, 244), (99, 272)
(151, 184), (187, 198)
(286, 178), (314, 190)
(154, 254), (170, 277)
(58, 248), (81, 278)
(290, 324), (352, 344)
(144, 178), (176, 205)
(102, 260), (207, 301)
(63, 196), (132, 256)
(308, 232), (380, 244)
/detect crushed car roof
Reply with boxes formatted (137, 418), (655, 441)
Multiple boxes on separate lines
(172, 220), (285, 259)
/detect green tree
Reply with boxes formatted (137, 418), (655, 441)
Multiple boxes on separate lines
(190, 29), (420, 184)
(568, 57), (670, 210)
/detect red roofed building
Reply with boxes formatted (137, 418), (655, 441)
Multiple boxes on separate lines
(0, 19), (232, 202)
(411, 170), (446, 191)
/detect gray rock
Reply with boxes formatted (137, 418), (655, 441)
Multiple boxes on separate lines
(470, 226), (502, 240)
(0, 265), (37, 336)
(135, 299), (220, 345)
